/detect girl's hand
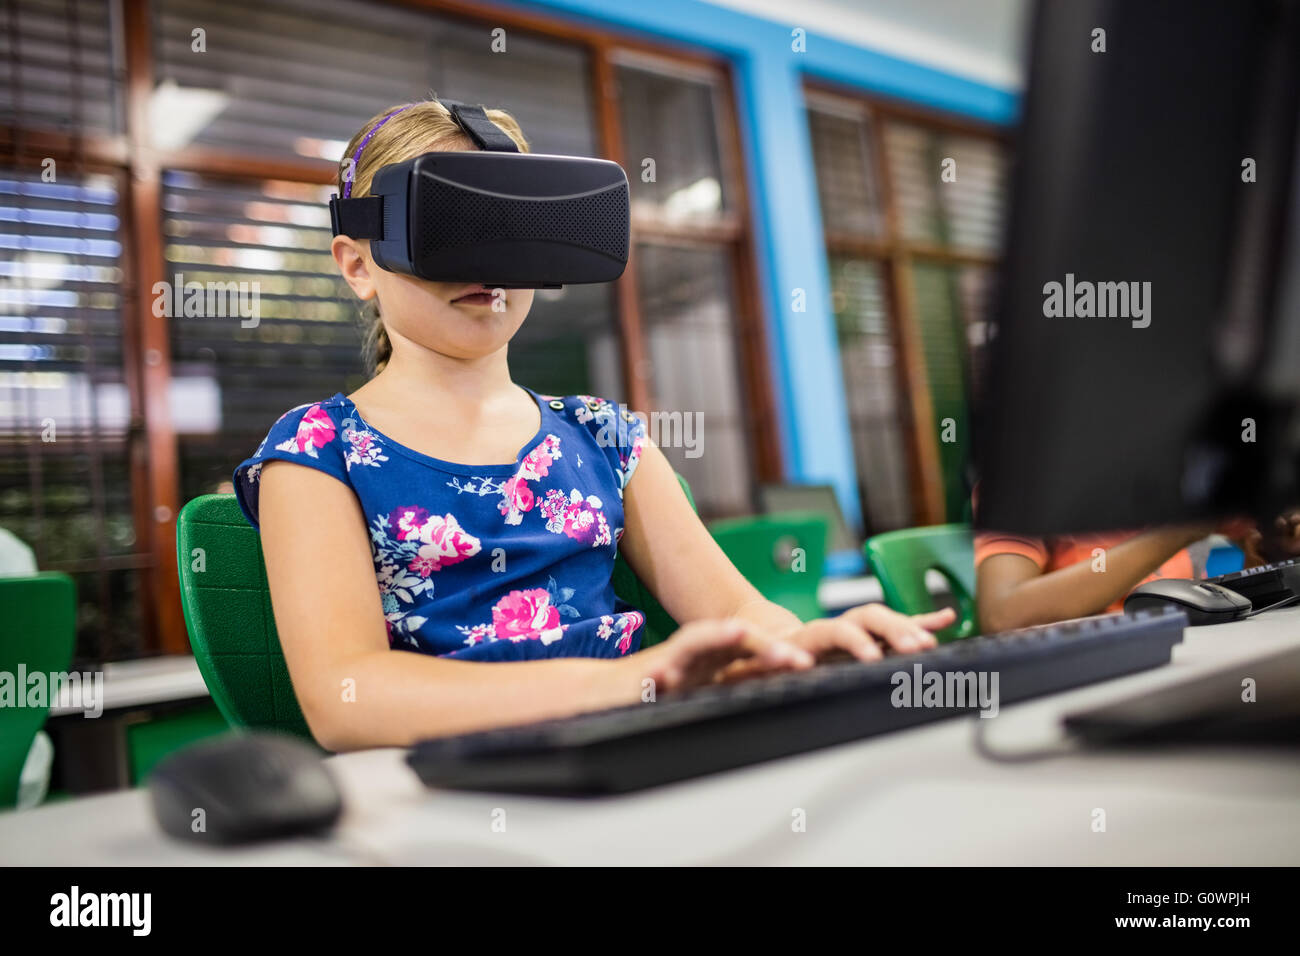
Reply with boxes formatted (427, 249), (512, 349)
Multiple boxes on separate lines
(618, 619), (814, 696)
(717, 605), (957, 682)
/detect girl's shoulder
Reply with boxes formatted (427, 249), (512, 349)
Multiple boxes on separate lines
(537, 393), (648, 493)
(253, 394), (352, 459)
(233, 394), (365, 529)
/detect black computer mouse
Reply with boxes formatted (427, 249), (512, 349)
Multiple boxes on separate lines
(1123, 578), (1252, 626)
(148, 732), (342, 845)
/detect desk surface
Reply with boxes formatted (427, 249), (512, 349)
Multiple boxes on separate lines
(4, 608), (1299, 865)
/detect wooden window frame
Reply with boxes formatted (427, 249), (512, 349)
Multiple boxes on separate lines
(1, 0), (779, 655)
(804, 79), (1009, 527)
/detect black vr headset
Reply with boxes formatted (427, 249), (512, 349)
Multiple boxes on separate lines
(329, 100), (630, 289)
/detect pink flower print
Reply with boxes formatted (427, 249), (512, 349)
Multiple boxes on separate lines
(595, 611), (644, 655)
(294, 405), (335, 455)
(414, 513), (481, 572)
(539, 489), (569, 524)
(274, 403), (335, 459)
(491, 588), (564, 644)
(408, 554), (439, 576)
(498, 435), (562, 525)
(388, 506), (430, 541)
(498, 475), (536, 525)
(344, 428), (388, 471)
(616, 611), (645, 654)
(620, 433), (647, 488)
(543, 490), (612, 547)
(518, 434), (562, 481)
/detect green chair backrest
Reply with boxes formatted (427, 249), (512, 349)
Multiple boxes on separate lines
(864, 523), (977, 641)
(177, 495), (311, 739)
(0, 572), (76, 806)
(176, 480), (694, 737)
(708, 512), (828, 622)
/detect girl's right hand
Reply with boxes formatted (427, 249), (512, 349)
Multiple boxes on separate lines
(615, 619), (814, 697)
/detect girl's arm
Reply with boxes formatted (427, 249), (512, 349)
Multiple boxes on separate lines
(619, 441), (954, 663)
(976, 525), (1210, 632)
(258, 461), (792, 750)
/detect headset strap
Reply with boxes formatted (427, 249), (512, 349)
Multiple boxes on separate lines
(329, 195), (382, 239)
(441, 100), (520, 152)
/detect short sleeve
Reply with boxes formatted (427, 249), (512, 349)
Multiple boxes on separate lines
(973, 530), (1049, 570)
(572, 395), (648, 496)
(233, 401), (349, 530)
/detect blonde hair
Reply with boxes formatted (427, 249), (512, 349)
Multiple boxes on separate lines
(337, 100), (530, 372)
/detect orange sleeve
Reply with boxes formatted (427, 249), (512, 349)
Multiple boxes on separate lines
(974, 531), (1049, 570)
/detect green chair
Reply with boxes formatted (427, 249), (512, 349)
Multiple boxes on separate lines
(0, 573), (76, 807)
(863, 524), (977, 642)
(708, 513), (828, 622)
(177, 481), (694, 739)
(611, 474), (695, 649)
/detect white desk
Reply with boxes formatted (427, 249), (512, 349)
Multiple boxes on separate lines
(4, 608), (1299, 865)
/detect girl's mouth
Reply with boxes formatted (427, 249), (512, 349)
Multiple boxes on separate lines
(451, 284), (498, 308)
(452, 292), (497, 307)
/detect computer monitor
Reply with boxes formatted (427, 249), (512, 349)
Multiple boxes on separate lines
(974, 0), (1300, 536)
(759, 483), (859, 554)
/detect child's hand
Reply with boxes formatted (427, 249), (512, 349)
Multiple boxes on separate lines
(1220, 511), (1300, 566)
(793, 604), (955, 658)
(713, 605), (956, 683)
(621, 619), (814, 695)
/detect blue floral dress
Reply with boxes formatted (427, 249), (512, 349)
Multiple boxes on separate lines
(234, 390), (650, 661)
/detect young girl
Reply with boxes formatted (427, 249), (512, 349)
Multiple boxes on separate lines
(235, 100), (955, 751)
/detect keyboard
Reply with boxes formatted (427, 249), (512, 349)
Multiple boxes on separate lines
(407, 609), (1187, 795)
(1205, 558), (1300, 609)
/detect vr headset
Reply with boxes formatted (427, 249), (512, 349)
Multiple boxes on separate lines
(329, 100), (630, 289)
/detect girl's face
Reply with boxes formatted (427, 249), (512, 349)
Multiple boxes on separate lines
(331, 140), (535, 363)
(360, 262), (535, 362)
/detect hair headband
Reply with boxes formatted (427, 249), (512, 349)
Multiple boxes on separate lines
(342, 104), (415, 199)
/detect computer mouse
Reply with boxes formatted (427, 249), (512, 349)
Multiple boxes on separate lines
(148, 732), (342, 845)
(1123, 578), (1252, 626)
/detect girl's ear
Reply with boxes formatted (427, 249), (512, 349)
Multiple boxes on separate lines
(331, 236), (377, 302)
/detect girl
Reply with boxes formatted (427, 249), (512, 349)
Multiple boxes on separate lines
(235, 100), (955, 751)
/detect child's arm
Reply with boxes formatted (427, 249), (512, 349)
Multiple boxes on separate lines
(619, 441), (954, 661)
(976, 525), (1209, 632)
(258, 461), (800, 750)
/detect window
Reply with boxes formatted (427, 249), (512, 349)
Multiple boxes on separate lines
(635, 243), (749, 515)
(150, 0), (599, 159)
(0, 170), (144, 661)
(0, 0), (124, 136)
(161, 171), (368, 501)
(806, 88), (1008, 528)
(616, 55), (767, 516)
(828, 256), (912, 531)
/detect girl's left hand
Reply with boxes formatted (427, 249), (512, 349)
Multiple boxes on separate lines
(716, 605), (957, 683)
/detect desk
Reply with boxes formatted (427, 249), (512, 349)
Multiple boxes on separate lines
(4, 608), (1298, 865)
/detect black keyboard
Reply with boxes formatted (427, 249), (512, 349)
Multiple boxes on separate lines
(408, 609), (1187, 795)
(1205, 558), (1300, 609)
